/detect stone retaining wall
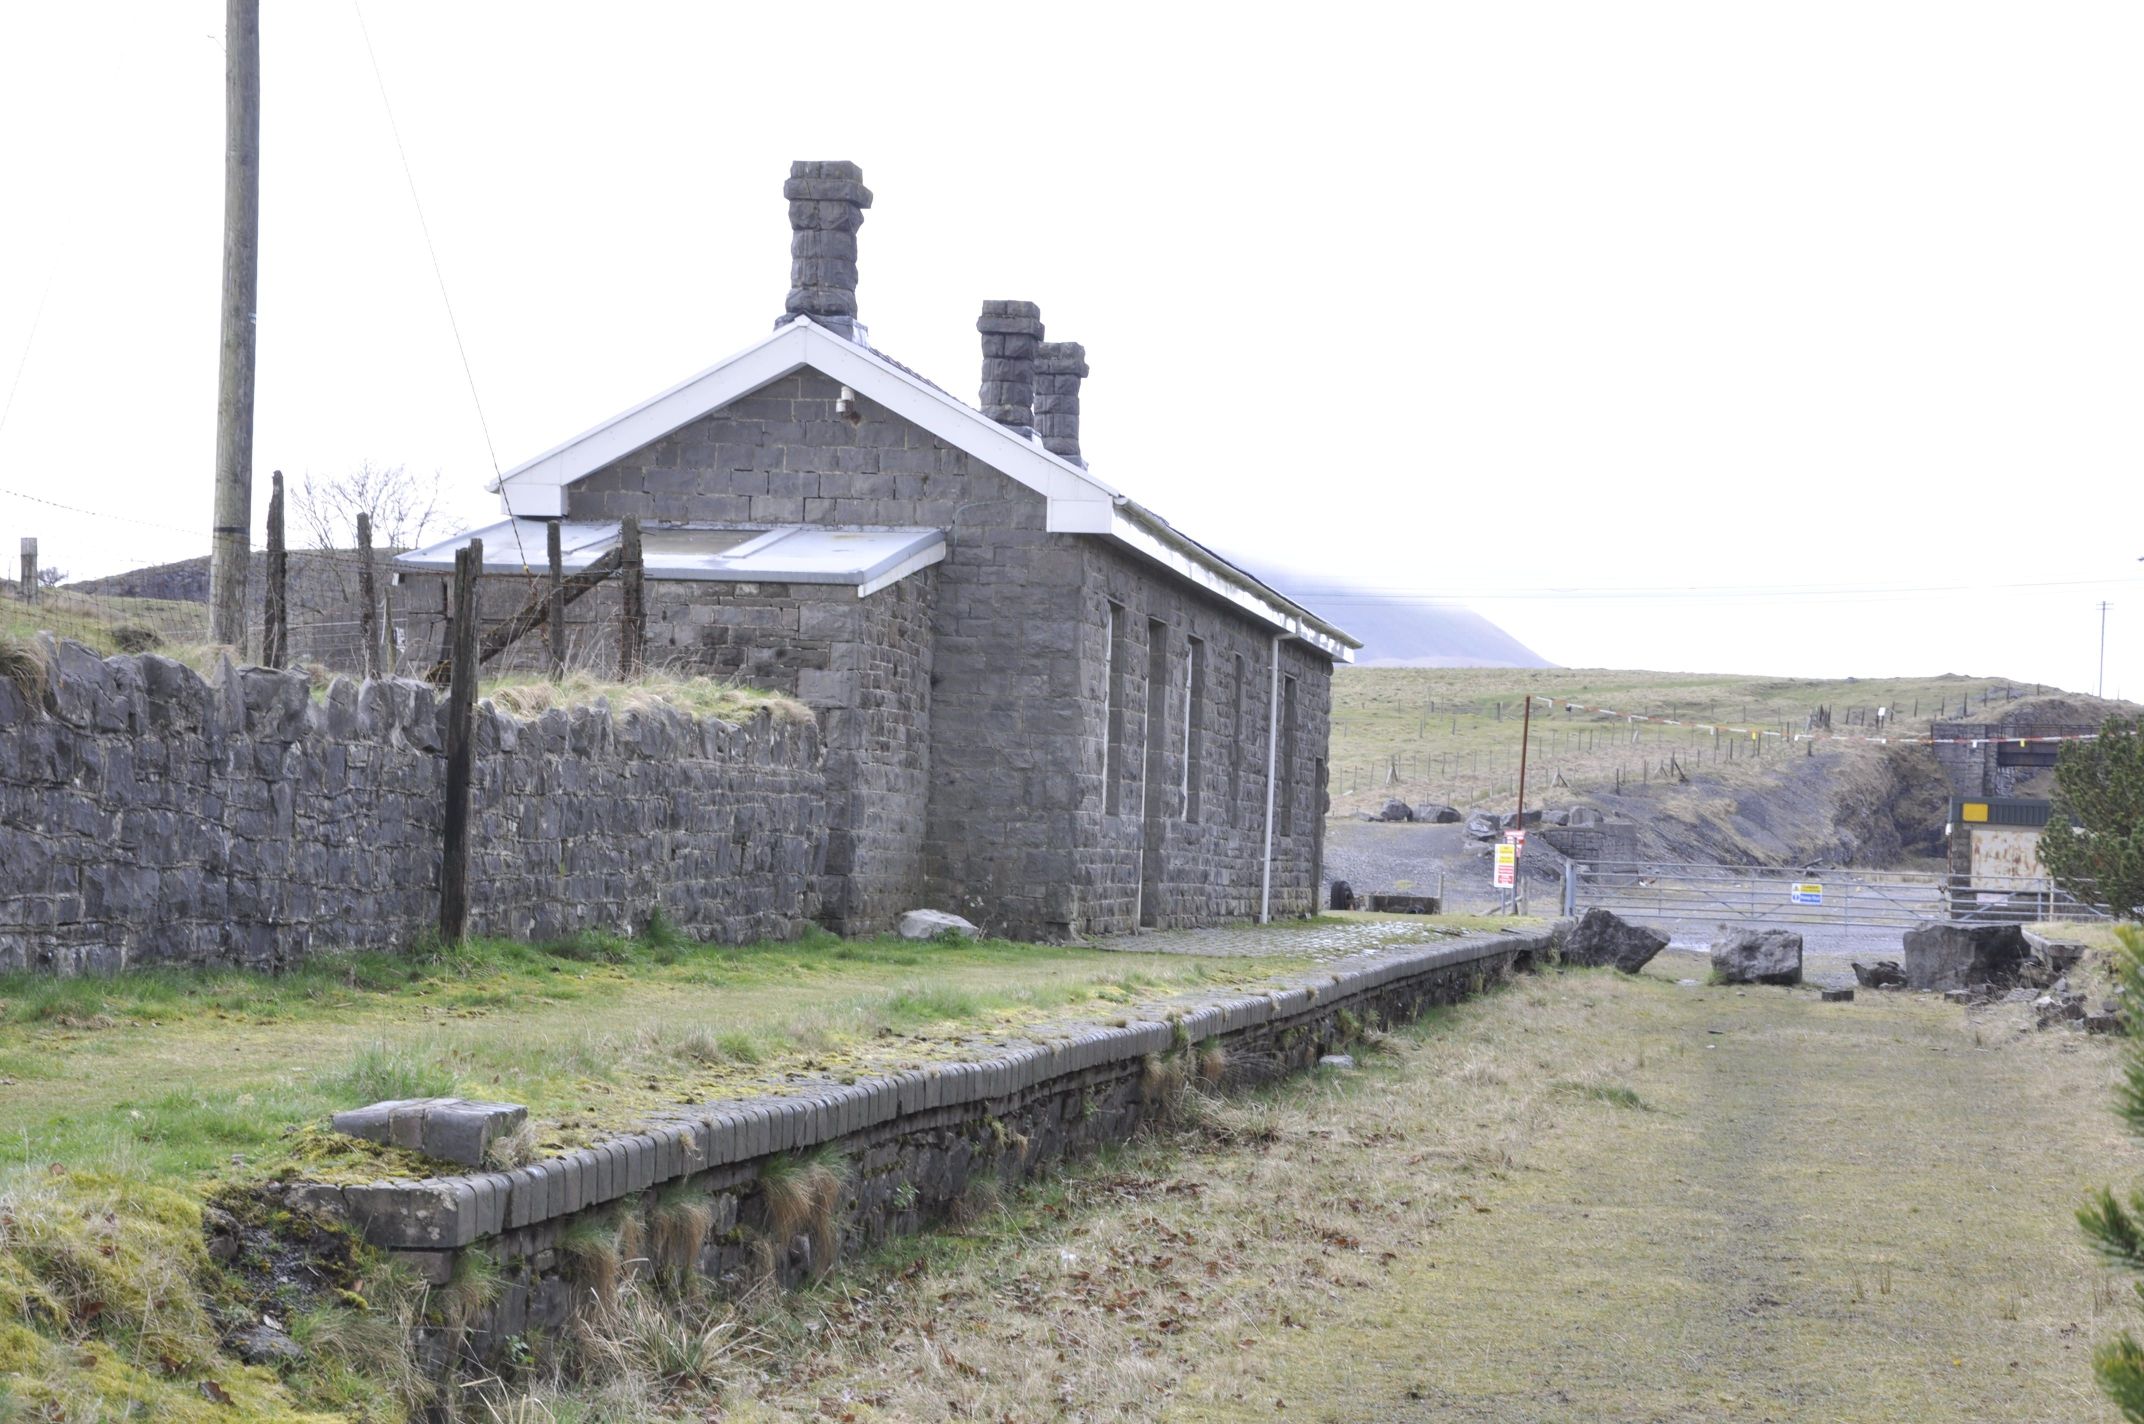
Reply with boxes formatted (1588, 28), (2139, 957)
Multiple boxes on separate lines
(0, 638), (827, 972)
(287, 929), (1549, 1368)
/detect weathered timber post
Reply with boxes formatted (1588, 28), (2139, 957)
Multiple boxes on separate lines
(18, 537), (36, 602)
(618, 514), (645, 678)
(440, 539), (482, 944)
(546, 520), (565, 679)
(262, 470), (287, 668)
(356, 512), (380, 678)
(432, 582), (452, 675)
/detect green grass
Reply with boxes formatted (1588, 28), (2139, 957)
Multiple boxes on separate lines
(0, 588), (212, 659)
(1330, 665), (2085, 813)
(0, 926), (1308, 1189)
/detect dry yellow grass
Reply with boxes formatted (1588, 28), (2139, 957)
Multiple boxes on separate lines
(525, 965), (2138, 1424)
(481, 667), (811, 725)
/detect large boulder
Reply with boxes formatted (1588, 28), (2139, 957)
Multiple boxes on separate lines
(898, 908), (979, 942)
(1901, 923), (2032, 992)
(1464, 812), (1501, 841)
(1561, 907), (1669, 974)
(1566, 806), (1603, 827)
(1501, 809), (1545, 831)
(1710, 927), (1804, 986)
(1377, 799), (1415, 822)
(1415, 804), (1463, 824)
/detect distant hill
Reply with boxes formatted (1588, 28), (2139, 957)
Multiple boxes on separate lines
(1225, 558), (1551, 668)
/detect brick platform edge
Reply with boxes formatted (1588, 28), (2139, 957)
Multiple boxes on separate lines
(282, 928), (1550, 1369)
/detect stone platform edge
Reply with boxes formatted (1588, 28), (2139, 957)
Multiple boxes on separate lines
(297, 929), (1550, 1251)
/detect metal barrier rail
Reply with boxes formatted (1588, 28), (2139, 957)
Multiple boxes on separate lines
(1565, 861), (2108, 927)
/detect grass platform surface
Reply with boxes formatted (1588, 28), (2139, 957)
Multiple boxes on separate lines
(693, 961), (2138, 1424)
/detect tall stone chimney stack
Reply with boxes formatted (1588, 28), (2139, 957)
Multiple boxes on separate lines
(781, 161), (872, 340)
(1034, 341), (1088, 466)
(977, 300), (1045, 434)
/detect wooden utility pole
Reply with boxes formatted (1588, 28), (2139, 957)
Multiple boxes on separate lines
(18, 538), (36, 602)
(356, 512), (381, 678)
(2100, 601), (2112, 699)
(439, 539), (482, 944)
(546, 520), (566, 678)
(262, 470), (287, 667)
(209, 0), (261, 651)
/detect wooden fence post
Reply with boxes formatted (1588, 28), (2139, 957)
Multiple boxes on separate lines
(263, 470), (287, 668)
(440, 539), (482, 945)
(356, 511), (380, 679)
(546, 519), (566, 679)
(19, 537), (36, 602)
(618, 514), (645, 678)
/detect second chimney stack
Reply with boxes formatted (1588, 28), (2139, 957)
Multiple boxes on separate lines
(977, 300), (1045, 433)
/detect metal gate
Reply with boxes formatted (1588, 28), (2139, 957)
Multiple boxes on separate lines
(1565, 860), (2107, 947)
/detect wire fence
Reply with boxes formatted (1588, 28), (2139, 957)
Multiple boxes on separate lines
(0, 525), (653, 687)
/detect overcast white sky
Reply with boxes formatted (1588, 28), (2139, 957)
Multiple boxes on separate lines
(0, 3), (2137, 695)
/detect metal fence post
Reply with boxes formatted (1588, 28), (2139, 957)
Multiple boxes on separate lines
(1562, 860), (1578, 917)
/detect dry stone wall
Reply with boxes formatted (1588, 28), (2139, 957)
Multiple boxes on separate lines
(0, 638), (827, 973)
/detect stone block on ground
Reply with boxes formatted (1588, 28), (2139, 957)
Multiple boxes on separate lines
(2024, 930), (2089, 972)
(1464, 812), (1501, 841)
(1820, 987), (1854, 1002)
(1367, 893), (1440, 915)
(1561, 907), (1669, 975)
(234, 1324), (304, 1367)
(1377, 799), (1415, 822)
(1415, 804), (1462, 824)
(1501, 809), (1544, 831)
(1852, 959), (1906, 989)
(1709, 927), (1803, 986)
(1901, 923), (2032, 992)
(897, 908), (979, 942)
(331, 1097), (527, 1168)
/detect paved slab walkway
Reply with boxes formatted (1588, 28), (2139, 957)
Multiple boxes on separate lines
(1090, 916), (1500, 960)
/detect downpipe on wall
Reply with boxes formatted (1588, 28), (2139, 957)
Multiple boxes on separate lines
(1260, 631), (1286, 923)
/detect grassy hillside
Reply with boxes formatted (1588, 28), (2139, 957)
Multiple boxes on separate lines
(1328, 666), (2095, 816)
(0, 586), (211, 657)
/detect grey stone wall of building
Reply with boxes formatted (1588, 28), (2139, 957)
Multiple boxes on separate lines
(563, 369), (1095, 939)
(1075, 542), (1333, 933)
(0, 638), (826, 973)
(552, 367), (1341, 939)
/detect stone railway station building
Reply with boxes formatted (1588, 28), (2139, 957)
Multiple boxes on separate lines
(400, 162), (1356, 941)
